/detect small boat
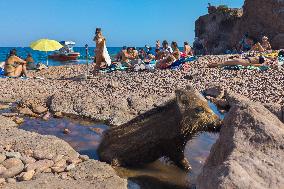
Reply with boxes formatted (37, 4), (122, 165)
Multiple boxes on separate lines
(48, 41), (80, 61)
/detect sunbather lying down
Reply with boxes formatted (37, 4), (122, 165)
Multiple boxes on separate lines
(209, 56), (269, 68)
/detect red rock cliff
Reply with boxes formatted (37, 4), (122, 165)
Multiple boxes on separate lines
(195, 0), (284, 54)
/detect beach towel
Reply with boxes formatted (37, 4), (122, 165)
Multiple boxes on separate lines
(0, 67), (4, 76)
(103, 44), (111, 66)
(223, 65), (244, 70)
(170, 56), (197, 70)
(278, 56), (284, 66)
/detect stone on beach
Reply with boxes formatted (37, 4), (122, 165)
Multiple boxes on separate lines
(0, 154), (6, 163)
(1, 158), (24, 178)
(0, 104), (10, 110)
(197, 94), (284, 189)
(5, 152), (22, 159)
(32, 105), (48, 115)
(25, 159), (54, 172)
(13, 117), (25, 125)
(19, 170), (35, 181)
(0, 178), (5, 184)
(17, 107), (38, 117)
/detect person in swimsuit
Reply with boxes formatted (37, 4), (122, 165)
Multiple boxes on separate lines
(156, 42), (180, 69)
(115, 46), (127, 62)
(156, 40), (161, 50)
(4, 49), (28, 77)
(171, 41), (181, 60)
(25, 53), (36, 70)
(209, 55), (268, 68)
(251, 36), (272, 52)
(183, 41), (193, 56)
(260, 36), (272, 51)
(93, 28), (111, 74)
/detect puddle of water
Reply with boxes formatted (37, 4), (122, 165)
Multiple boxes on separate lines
(20, 117), (108, 159)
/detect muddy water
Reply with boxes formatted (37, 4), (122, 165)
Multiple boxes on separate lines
(20, 117), (108, 159)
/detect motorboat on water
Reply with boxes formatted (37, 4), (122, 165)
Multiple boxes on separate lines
(48, 41), (80, 61)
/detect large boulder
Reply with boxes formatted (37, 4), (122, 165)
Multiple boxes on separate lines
(195, 0), (284, 54)
(197, 94), (284, 189)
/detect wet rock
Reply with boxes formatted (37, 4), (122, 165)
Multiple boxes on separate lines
(0, 154), (6, 163)
(54, 111), (63, 118)
(5, 152), (21, 159)
(13, 117), (24, 125)
(0, 104), (10, 110)
(1, 113), (19, 117)
(32, 105), (48, 114)
(89, 127), (104, 135)
(197, 95), (284, 189)
(63, 128), (71, 134)
(17, 107), (38, 117)
(26, 159), (54, 172)
(79, 155), (89, 161)
(19, 170), (35, 181)
(42, 112), (51, 121)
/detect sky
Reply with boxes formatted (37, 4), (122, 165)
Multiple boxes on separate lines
(0, 0), (244, 47)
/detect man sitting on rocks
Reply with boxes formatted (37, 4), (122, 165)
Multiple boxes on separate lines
(4, 49), (28, 77)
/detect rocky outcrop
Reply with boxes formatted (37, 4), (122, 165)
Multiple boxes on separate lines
(0, 115), (127, 188)
(197, 94), (284, 189)
(195, 0), (284, 54)
(98, 86), (222, 171)
(195, 7), (242, 54)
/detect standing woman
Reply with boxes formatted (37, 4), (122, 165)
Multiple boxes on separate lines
(93, 28), (111, 74)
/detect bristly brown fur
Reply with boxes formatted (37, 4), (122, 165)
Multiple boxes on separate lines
(98, 86), (222, 171)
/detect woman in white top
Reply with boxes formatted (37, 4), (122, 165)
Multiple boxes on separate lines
(93, 28), (111, 74)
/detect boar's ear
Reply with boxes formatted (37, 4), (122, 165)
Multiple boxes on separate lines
(185, 85), (194, 90)
(175, 89), (187, 112)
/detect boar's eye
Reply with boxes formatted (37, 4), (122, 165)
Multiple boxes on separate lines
(180, 95), (188, 105)
(195, 107), (205, 113)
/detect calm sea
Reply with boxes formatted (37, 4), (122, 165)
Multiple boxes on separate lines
(0, 47), (185, 66)
(0, 47), (122, 66)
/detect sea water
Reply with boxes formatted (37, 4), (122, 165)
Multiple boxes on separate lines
(0, 47), (184, 66)
(0, 47), (122, 66)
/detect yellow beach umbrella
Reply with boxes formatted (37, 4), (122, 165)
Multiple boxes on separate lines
(30, 39), (63, 66)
